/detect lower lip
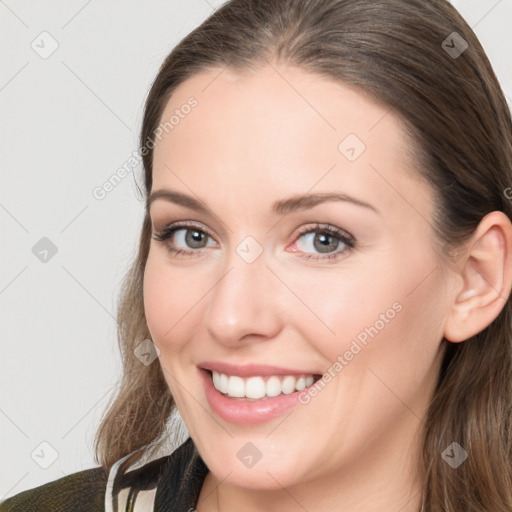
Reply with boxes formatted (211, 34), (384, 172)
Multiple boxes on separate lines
(199, 368), (314, 425)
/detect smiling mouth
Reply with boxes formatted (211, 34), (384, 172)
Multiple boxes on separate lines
(204, 369), (323, 400)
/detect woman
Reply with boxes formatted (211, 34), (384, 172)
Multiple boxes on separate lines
(2, 0), (511, 510)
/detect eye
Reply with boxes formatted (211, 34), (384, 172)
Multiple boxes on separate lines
(152, 221), (356, 262)
(290, 223), (355, 262)
(152, 222), (217, 257)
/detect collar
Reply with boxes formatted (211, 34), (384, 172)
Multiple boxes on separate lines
(105, 436), (208, 512)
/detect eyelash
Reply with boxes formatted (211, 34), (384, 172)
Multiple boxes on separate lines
(152, 222), (356, 262)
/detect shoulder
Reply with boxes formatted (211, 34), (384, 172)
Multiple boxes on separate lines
(111, 436), (208, 511)
(0, 466), (108, 512)
(0, 437), (208, 512)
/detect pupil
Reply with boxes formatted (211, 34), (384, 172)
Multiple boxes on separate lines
(187, 230), (205, 248)
(315, 233), (337, 253)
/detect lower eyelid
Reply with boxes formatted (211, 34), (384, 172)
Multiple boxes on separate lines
(154, 224), (354, 260)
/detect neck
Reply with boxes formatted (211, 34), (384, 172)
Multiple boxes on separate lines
(196, 416), (425, 512)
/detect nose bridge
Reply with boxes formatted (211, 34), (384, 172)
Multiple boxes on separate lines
(204, 240), (281, 344)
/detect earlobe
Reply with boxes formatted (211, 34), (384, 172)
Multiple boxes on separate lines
(444, 211), (512, 343)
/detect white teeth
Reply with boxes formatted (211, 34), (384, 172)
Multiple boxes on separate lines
(266, 376), (282, 397)
(212, 371), (230, 394)
(229, 375), (245, 397)
(219, 372), (229, 394)
(281, 375), (296, 395)
(211, 371), (317, 399)
(245, 376), (267, 399)
(295, 376), (306, 391)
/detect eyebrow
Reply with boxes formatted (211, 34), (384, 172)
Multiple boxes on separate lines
(146, 189), (378, 216)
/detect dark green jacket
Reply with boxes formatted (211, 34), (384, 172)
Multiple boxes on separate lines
(0, 437), (208, 512)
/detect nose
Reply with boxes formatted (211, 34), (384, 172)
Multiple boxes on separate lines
(203, 246), (283, 347)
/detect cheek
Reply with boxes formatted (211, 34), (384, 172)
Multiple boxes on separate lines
(143, 252), (219, 358)
(299, 252), (445, 381)
(335, 267), (446, 401)
(281, 260), (401, 363)
(143, 256), (192, 350)
(142, 257), (202, 404)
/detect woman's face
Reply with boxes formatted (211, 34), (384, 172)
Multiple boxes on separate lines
(144, 64), (453, 498)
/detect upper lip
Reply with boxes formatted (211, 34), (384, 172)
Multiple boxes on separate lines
(199, 361), (322, 378)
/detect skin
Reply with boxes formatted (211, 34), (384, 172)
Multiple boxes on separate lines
(143, 63), (512, 511)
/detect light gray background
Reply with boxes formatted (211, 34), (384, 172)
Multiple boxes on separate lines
(1, 0), (511, 499)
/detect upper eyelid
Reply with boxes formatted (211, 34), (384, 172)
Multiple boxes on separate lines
(153, 220), (212, 235)
(149, 210), (229, 240)
(161, 221), (217, 240)
(152, 222), (219, 248)
(297, 224), (353, 239)
(155, 221), (354, 246)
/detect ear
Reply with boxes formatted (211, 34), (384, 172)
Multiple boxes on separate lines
(444, 211), (512, 343)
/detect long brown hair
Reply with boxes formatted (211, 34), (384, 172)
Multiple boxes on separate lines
(93, 1), (512, 510)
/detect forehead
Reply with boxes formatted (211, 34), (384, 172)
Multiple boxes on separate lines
(151, 64), (433, 223)
(155, 64), (403, 162)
